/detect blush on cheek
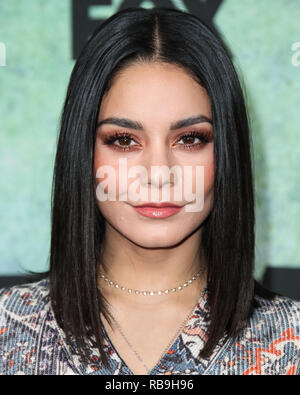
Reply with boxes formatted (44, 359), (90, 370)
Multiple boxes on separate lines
(94, 158), (122, 200)
(203, 163), (214, 192)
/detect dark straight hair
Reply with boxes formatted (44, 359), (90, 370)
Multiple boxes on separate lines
(40, 6), (275, 368)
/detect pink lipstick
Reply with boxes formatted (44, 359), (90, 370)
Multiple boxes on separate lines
(132, 202), (183, 219)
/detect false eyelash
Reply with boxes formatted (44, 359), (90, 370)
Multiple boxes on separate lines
(178, 130), (212, 144)
(102, 130), (213, 151)
(103, 131), (136, 146)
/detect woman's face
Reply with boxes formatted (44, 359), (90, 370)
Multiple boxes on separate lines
(94, 62), (214, 248)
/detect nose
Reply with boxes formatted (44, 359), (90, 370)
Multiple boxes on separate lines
(141, 143), (176, 189)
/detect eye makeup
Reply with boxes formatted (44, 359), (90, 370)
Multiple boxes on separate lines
(101, 129), (213, 152)
(102, 131), (140, 152)
(175, 130), (213, 151)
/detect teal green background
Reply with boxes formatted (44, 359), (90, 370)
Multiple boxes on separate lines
(0, 1), (299, 279)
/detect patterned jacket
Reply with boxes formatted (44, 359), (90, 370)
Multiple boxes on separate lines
(0, 278), (299, 375)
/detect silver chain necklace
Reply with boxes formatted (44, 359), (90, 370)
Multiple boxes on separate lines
(108, 296), (203, 375)
(98, 270), (202, 296)
(99, 268), (206, 375)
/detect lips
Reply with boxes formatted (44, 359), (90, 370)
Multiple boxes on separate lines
(133, 202), (182, 208)
(131, 202), (183, 218)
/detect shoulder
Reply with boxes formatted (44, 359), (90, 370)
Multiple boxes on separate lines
(208, 292), (300, 375)
(0, 277), (51, 317)
(252, 291), (300, 332)
(231, 292), (300, 375)
(0, 278), (53, 374)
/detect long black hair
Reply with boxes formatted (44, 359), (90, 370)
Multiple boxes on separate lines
(38, 6), (276, 368)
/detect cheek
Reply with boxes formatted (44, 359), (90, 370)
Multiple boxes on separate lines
(94, 143), (107, 178)
(201, 143), (214, 181)
(94, 148), (127, 199)
(199, 145), (214, 194)
(203, 160), (214, 192)
(94, 147), (117, 195)
(189, 148), (214, 196)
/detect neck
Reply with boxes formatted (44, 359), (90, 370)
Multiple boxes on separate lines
(97, 222), (207, 307)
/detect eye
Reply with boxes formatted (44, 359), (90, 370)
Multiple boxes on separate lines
(175, 130), (213, 150)
(103, 131), (140, 151)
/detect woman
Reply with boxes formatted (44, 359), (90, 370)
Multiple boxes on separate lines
(0, 7), (299, 375)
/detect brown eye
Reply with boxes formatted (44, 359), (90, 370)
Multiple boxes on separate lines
(103, 131), (140, 151)
(175, 130), (212, 150)
(118, 136), (133, 146)
(180, 135), (198, 145)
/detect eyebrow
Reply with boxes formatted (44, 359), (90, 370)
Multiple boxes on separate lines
(96, 114), (213, 131)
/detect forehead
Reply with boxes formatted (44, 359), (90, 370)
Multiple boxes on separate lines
(99, 62), (212, 129)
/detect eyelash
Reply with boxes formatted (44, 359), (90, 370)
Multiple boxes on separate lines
(102, 130), (213, 152)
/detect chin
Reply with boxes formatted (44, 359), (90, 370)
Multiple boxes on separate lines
(119, 225), (191, 249)
(127, 235), (186, 249)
